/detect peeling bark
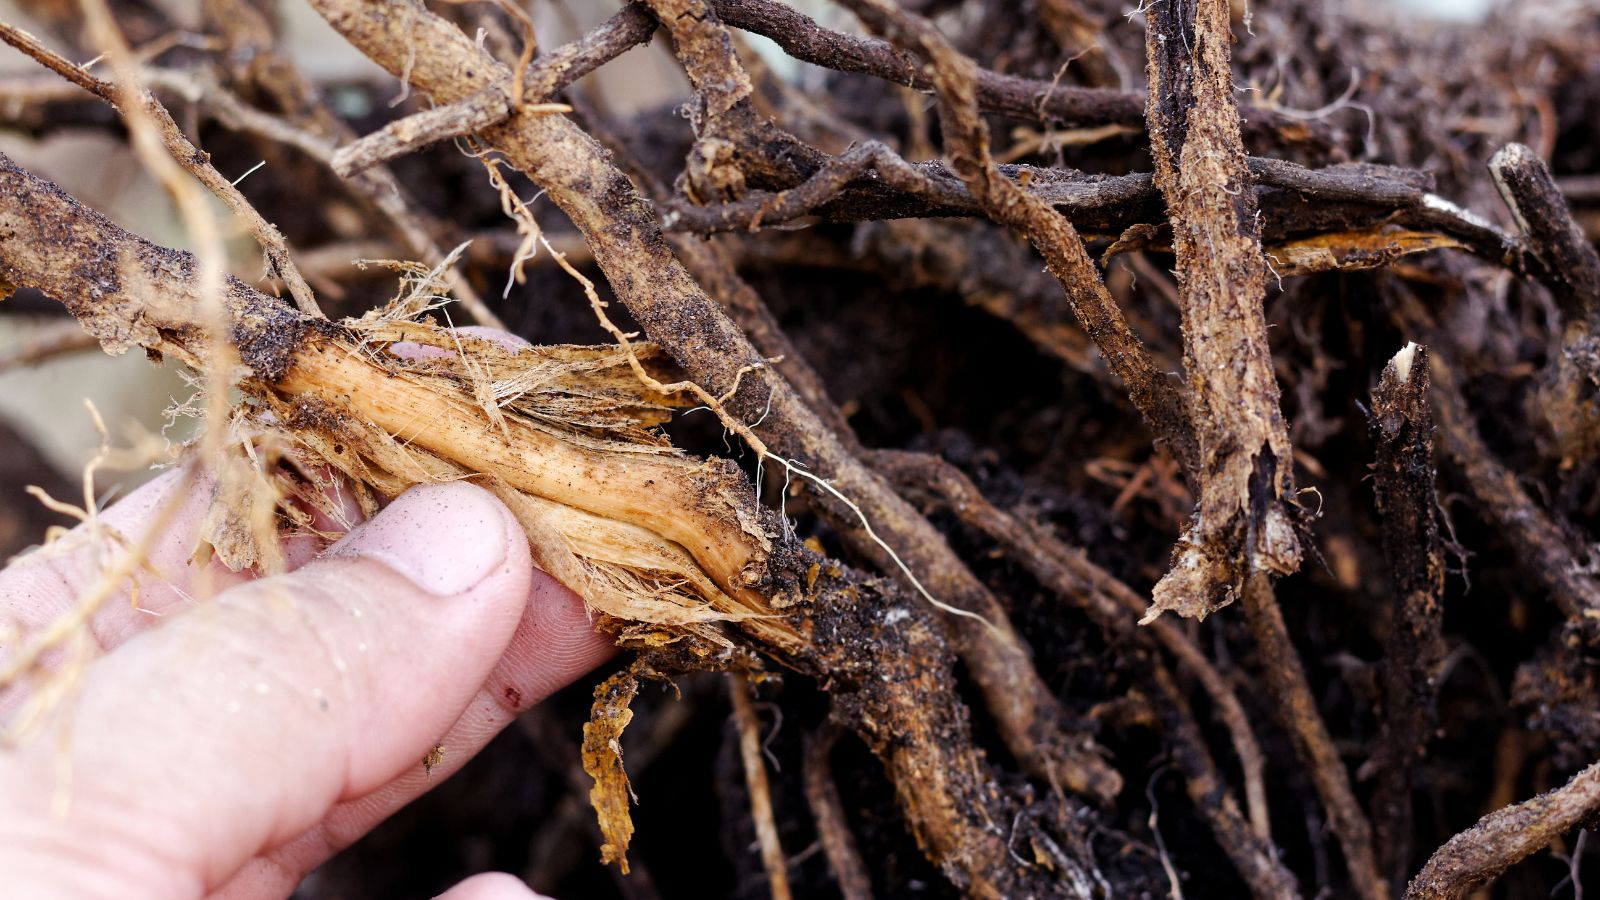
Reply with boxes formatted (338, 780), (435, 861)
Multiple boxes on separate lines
(1142, 0), (1302, 622)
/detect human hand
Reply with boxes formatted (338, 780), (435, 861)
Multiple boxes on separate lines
(0, 471), (615, 899)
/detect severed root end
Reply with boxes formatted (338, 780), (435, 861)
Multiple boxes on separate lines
(1391, 340), (1420, 384)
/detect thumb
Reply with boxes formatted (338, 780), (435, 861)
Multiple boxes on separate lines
(0, 481), (533, 900)
(434, 872), (547, 899)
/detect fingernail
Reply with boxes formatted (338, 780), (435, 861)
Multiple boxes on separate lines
(325, 483), (513, 596)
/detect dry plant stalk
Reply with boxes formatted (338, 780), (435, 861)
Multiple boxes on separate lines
(1141, 0), (1301, 623)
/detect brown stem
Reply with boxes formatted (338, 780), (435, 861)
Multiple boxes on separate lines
(868, 449), (1276, 850)
(702, 0), (1332, 149)
(1487, 143), (1600, 474)
(1406, 759), (1600, 899)
(667, 233), (856, 441)
(1140, 9), (1378, 892)
(659, 140), (973, 234)
(1366, 342), (1448, 888)
(729, 673), (793, 900)
(802, 723), (874, 900)
(331, 88), (516, 178)
(1489, 143), (1600, 320)
(1242, 572), (1385, 900)
(1141, 0), (1302, 622)
(324, 0), (659, 180)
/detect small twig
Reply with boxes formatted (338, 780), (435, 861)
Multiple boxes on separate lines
(1365, 342), (1448, 889)
(1407, 759), (1600, 899)
(0, 320), (101, 372)
(1246, 156), (1427, 207)
(801, 722), (873, 900)
(1487, 145), (1600, 468)
(703, 0), (1329, 147)
(729, 673), (793, 900)
(332, 88), (506, 177)
(1242, 572), (1384, 900)
(333, 0), (656, 181)
(659, 140), (964, 233)
(331, 89), (569, 178)
(1489, 143), (1600, 319)
(517, 2), (660, 100)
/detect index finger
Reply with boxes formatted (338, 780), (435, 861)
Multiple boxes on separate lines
(0, 464), (360, 699)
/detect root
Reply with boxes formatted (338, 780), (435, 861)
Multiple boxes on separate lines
(10, 0), (1600, 895)
(729, 672), (793, 900)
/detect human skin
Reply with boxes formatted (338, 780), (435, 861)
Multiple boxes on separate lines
(0, 470), (616, 899)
